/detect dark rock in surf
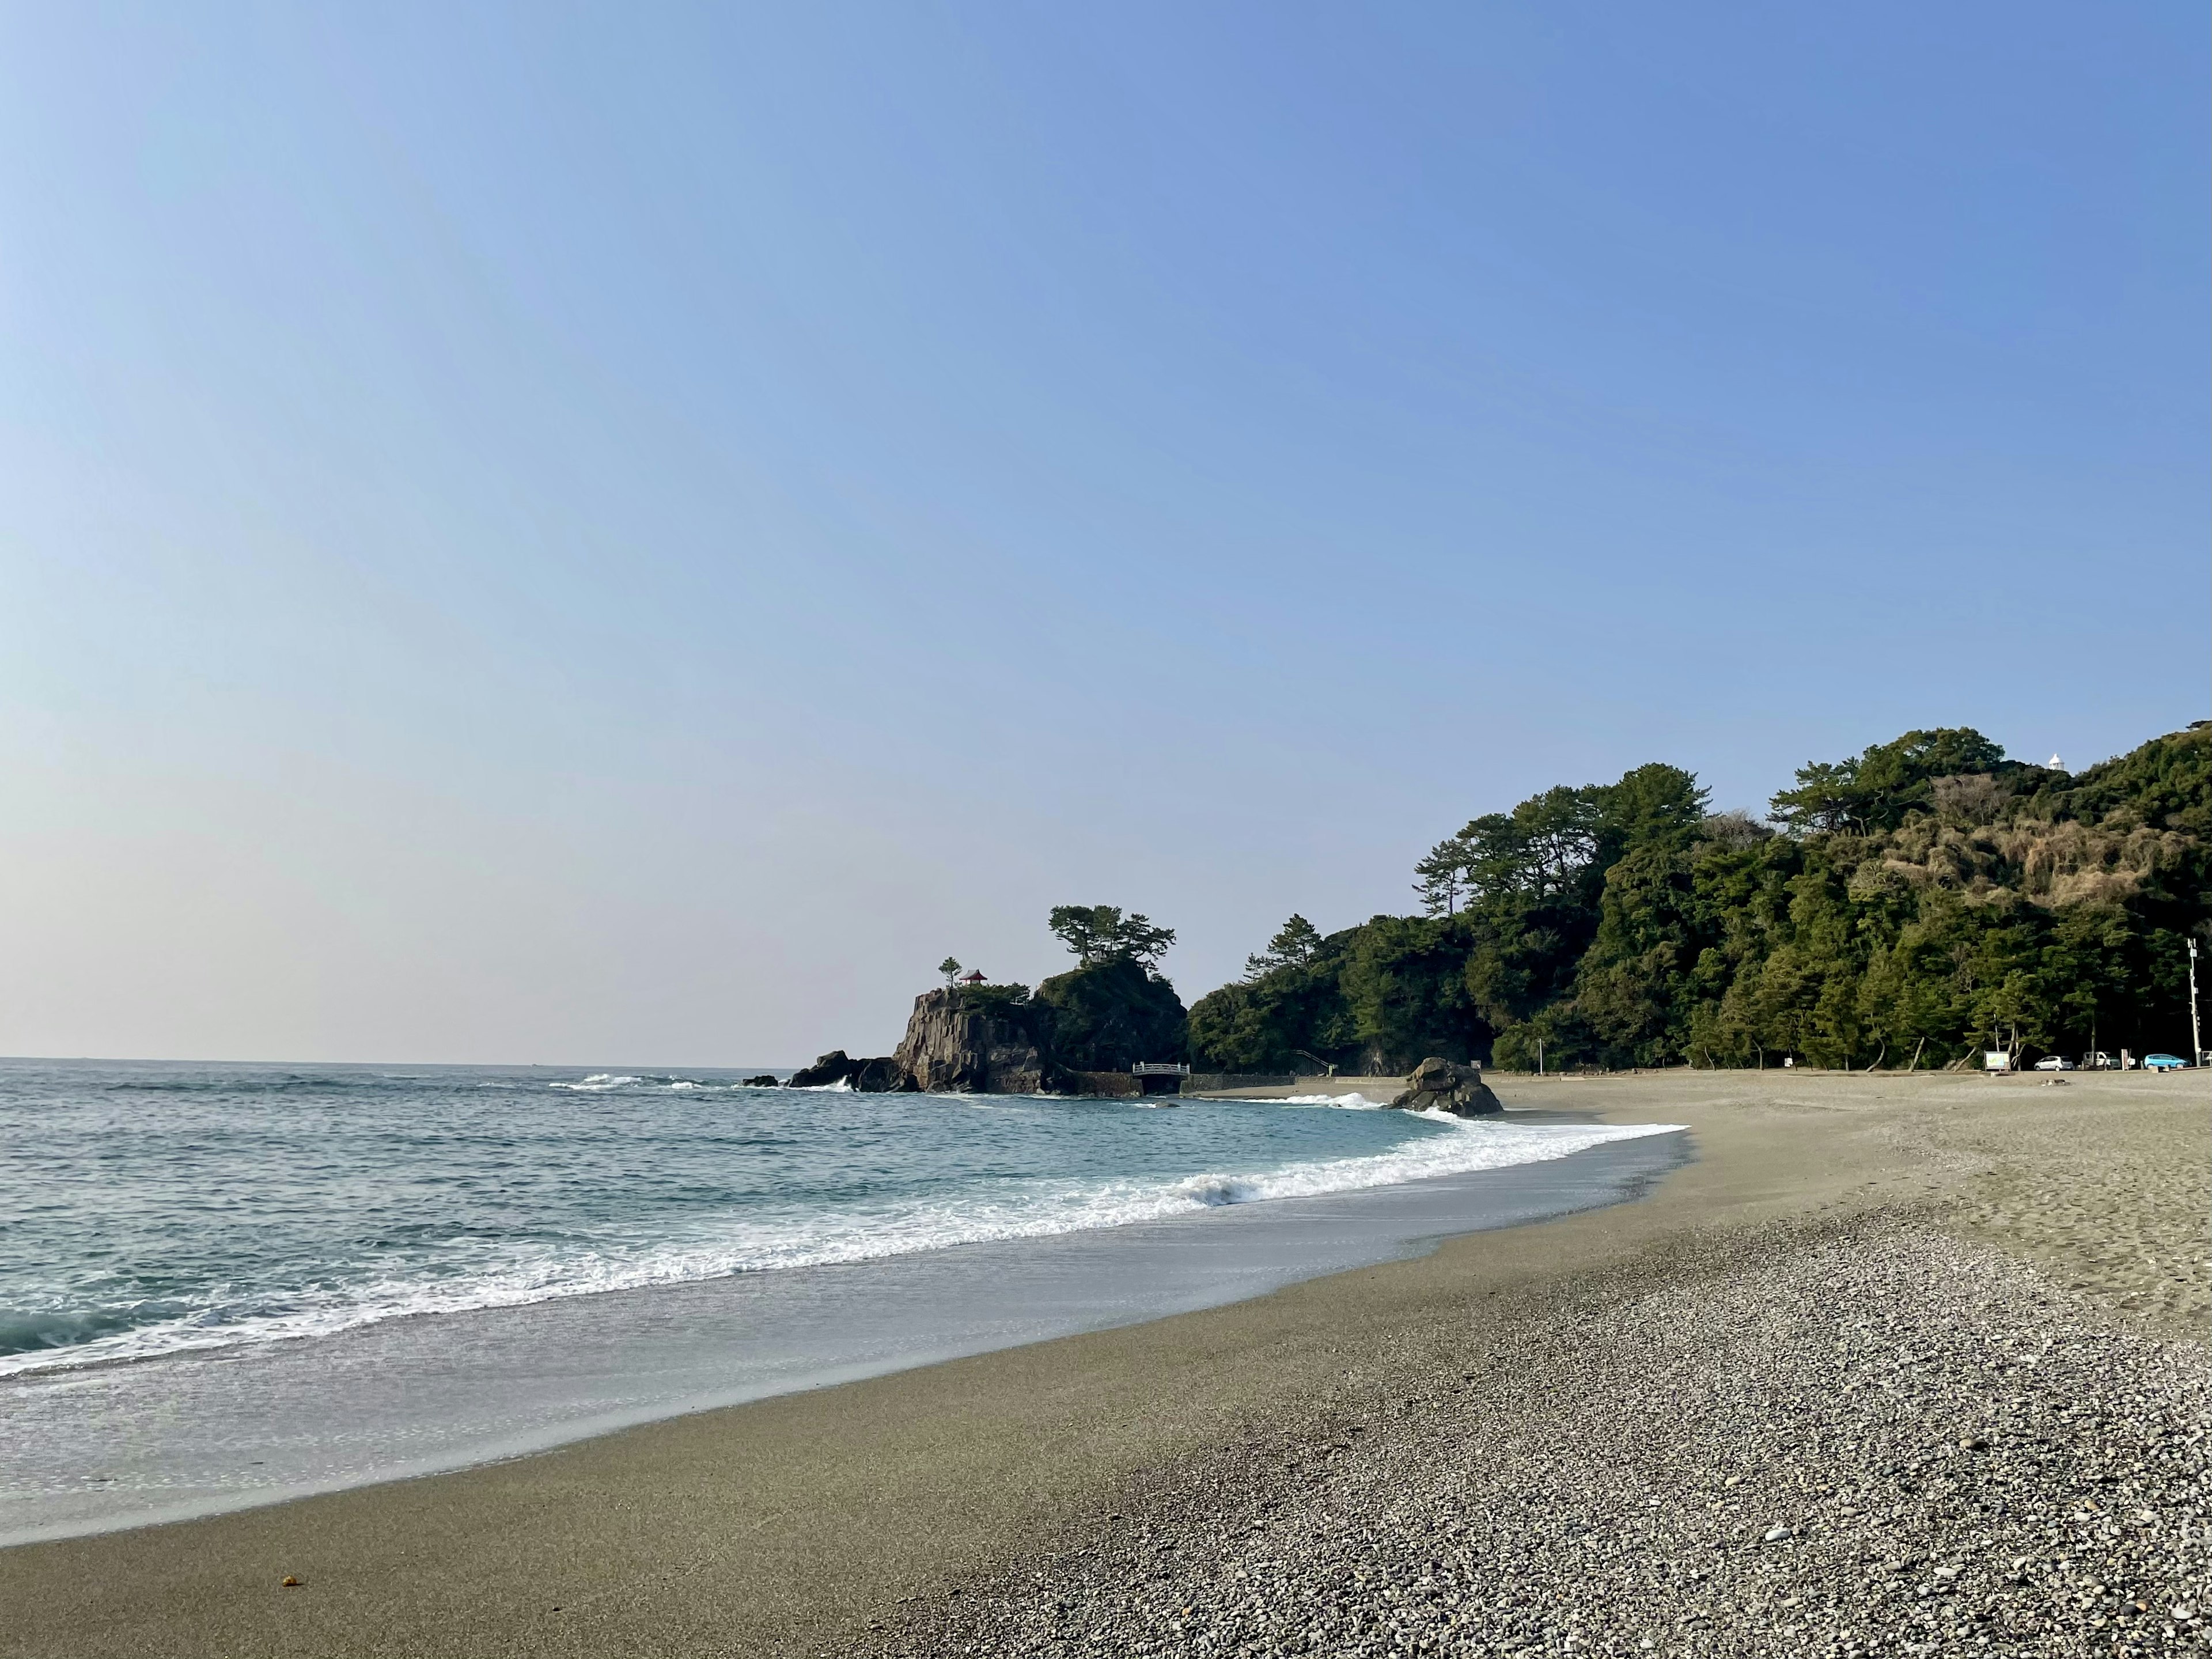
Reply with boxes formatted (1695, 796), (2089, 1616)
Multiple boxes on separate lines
(786, 1051), (856, 1088)
(848, 1056), (916, 1093)
(741, 1074), (781, 1087)
(1390, 1055), (1502, 1118)
(785, 1051), (915, 1091)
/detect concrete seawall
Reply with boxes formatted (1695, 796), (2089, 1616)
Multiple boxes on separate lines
(1187, 1074), (1408, 1099)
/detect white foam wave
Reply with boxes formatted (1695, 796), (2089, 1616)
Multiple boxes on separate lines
(547, 1074), (735, 1093)
(0, 1116), (1682, 1379)
(1274, 1091), (1393, 1109)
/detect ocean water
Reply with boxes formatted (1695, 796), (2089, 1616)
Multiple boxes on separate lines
(0, 1059), (1687, 1542)
(0, 1060), (1677, 1379)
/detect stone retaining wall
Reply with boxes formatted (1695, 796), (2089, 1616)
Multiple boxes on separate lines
(1179, 1074), (1296, 1094)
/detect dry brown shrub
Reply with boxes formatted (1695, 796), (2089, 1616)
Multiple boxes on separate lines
(1867, 821), (2005, 895)
(1698, 809), (1773, 851)
(1841, 812), (2181, 911)
(1931, 772), (2013, 824)
(1984, 819), (2183, 906)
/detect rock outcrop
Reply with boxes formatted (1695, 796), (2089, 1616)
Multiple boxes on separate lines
(892, 987), (1071, 1094)
(850, 1056), (915, 1092)
(783, 976), (1177, 1096)
(785, 1051), (915, 1091)
(1390, 1056), (1502, 1117)
(741, 1074), (780, 1087)
(786, 1051), (854, 1087)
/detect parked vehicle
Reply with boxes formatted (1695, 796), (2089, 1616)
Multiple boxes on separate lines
(2081, 1051), (2117, 1070)
(2141, 1053), (2189, 1071)
(2031, 1055), (2077, 1071)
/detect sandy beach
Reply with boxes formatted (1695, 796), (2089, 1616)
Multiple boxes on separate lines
(2, 1070), (2204, 1658)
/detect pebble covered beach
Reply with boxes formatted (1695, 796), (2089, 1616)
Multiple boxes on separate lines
(882, 1221), (2206, 1657)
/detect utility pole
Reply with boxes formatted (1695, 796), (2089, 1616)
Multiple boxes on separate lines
(2190, 938), (2203, 1067)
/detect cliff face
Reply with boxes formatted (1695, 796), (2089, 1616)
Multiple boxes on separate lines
(799, 975), (1180, 1096)
(892, 987), (1069, 1094)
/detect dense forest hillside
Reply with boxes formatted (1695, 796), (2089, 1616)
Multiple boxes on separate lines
(1189, 724), (2210, 1073)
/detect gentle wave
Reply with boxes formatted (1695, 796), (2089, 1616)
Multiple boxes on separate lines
(101, 1074), (362, 1095)
(0, 1111), (1677, 1379)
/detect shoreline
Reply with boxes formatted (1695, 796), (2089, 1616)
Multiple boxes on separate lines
(0, 1084), (1605, 1392)
(1, 1110), (1686, 1548)
(1, 1071), (2202, 1657)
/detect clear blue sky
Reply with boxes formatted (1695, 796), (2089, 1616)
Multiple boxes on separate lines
(2, 3), (2204, 1063)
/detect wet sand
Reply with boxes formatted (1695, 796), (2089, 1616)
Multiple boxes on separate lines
(1, 1070), (2203, 1658)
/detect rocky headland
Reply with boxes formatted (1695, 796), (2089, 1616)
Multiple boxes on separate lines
(785, 963), (1191, 1096)
(892, 987), (1070, 1094)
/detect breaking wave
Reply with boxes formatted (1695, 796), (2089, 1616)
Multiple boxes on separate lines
(0, 1063), (1679, 1379)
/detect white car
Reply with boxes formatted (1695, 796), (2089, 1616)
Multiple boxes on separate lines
(2032, 1055), (2077, 1071)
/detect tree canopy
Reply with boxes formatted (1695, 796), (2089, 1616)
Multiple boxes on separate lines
(1047, 904), (1176, 967)
(1245, 915), (1322, 979)
(1036, 956), (1187, 1070)
(1767, 728), (2012, 835)
(1190, 725), (2209, 1073)
(1414, 766), (1709, 916)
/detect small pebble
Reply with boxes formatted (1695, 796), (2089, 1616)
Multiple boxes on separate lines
(858, 1225), (2209, 1659)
